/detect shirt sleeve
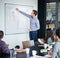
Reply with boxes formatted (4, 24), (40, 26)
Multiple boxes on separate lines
(1, 41), (10, 54)
(19, 11), (31, 18)
(51, 43), (58, 58)
(35, 19), (40, 30)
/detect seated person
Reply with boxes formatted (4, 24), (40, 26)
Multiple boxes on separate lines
(45, 29), (54, 43)
(0, 31), (10, 56)
(50, 27), (60, 58)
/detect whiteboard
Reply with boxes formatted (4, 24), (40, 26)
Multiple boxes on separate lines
(5, 3), (33, 35)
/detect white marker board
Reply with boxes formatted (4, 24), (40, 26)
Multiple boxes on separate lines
(5, 3), (33, 35)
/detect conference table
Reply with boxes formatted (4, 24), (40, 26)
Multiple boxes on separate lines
(0, 53), (51, 58)
(16, 53), (45, 58)
(16, 49), (51, 58)
(0, 42), (54, 58)
(11, 42), (55, 58)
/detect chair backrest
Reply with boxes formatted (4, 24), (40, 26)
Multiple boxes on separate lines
(15, 45), (20, 49)
(22, 40), (34, 49)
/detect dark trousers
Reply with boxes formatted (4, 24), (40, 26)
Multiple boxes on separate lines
(29, 31), (38, 42)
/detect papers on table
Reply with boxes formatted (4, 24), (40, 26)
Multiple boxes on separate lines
(40, 42), (55, 53)
(41, 49), (47, 53)
(30, 55), (51, 58)
(30, 55), (45, 58)
(51, 42), (55, 45)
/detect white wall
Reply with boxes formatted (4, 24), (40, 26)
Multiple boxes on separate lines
(0, 0), (38, 49)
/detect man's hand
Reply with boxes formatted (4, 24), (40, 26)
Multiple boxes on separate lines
(16, 8), (20, 11)
(29, 29), (32, 32)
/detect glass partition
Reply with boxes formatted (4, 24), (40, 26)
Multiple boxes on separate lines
(58, 2), (60, 27)
(46, 2), (56, 34)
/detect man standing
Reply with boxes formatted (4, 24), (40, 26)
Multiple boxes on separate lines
(16, 8), (40, 42)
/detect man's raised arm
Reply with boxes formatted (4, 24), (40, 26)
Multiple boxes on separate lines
(16, 8), (30, 18)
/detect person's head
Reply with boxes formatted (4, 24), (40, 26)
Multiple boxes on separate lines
(56, 27), (60, 41)
(31, 10), (38, 17)
(0, 30), (4, 40)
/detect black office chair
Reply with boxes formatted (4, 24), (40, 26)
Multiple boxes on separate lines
(15, 45), (20, 49)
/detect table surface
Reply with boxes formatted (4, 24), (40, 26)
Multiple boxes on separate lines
(30, 55), (45, 58)
(30, 55), (52, 58)
(11, 42), (54, 58)
(16, 52), (51, 58)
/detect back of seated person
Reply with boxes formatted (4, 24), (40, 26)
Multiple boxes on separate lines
(0, 30), (10, 57)
(45, 29), (54, 43)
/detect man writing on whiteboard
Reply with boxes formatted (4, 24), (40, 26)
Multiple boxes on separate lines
(16, 8), (40, 42)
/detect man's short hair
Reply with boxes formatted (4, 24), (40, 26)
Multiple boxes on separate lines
(0, 30), (4, 39)
(56, 27), (60, 38)
(33, 10), (38, 16)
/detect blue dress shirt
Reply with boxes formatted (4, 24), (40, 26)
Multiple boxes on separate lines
(19, 11), (40, 31)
